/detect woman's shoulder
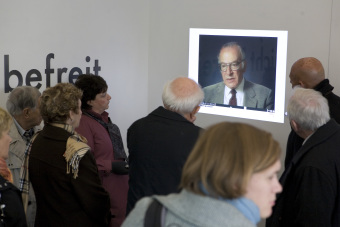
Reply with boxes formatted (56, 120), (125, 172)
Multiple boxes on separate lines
(122, 197), (153, 227)
(0, 176), (17, 192)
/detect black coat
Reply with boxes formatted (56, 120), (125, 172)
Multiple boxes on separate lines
(126, 107), (202, 215)
(285, 79), (340, 168)
(0, 176), (27, 227)
(267, 119), (340, 227)
(29, 124), (111, 227)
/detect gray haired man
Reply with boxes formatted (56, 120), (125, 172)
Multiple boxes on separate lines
(267, 88), (340, 227)
(6, 86), (42, 227)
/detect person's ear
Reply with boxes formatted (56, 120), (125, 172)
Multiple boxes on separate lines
(290, 119), (299, 132)
(188, 106), (200, 123)
(23, 108), (30, 119)
(299, 80), (307, 88)
(241, 60), (247, 72)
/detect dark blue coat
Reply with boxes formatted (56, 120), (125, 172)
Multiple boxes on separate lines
(126, 106), (201, 215)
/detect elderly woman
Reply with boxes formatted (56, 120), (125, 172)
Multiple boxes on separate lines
(25, 83), (110, 226)
(123, 122), (282, 227)
(75, 74), (128, 227)
(0, 107), (27, 226)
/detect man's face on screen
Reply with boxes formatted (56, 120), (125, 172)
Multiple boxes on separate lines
(218, 46), (246, 89)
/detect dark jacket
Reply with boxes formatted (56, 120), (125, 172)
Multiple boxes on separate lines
(267, 119), (340, 227)
(285, 79), (340, 168)
(29, 124), (111, 227)
(0, 176), (27, 227)
(126, 106), (202, 215)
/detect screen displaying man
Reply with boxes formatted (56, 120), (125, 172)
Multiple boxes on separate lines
(203, 42), (274, 110)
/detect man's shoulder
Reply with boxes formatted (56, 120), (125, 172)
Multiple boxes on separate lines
(129, 109), (200, 132)
(299, 121), (340, 164)
(203, 82), (224, 91)
(244, 79), (271, 92)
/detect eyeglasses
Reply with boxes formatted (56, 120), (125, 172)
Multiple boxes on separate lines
(219, 60), (244, 72)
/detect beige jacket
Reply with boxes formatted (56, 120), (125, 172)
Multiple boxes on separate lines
(7, 121), (40, 227)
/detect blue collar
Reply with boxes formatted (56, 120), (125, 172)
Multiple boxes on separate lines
(200, 183), (260, 225)
(222, 196), (260, 225)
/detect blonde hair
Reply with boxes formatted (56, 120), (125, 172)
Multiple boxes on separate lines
(0, 107), (12, 138)
(40, 83), (82, 124)
(180, 122), (280, 199)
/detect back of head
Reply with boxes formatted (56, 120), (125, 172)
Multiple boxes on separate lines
(6, 86), (41, 116)
(162, 77), (204, 114)
(74, 74), (108, 110)
(40, 83), (83, 124)
(0, 107), (13, 138)
(180, 122), (280, 199)
(287, 87), (330, 131)
(290, 57), (325, 88)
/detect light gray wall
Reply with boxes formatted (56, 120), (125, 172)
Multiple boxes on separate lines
(148, 0), (338, 162)
(0, 0), (150, 145)
(148, 1), (339, 225)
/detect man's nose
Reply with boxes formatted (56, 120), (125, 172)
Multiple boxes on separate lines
(225, 66), (233, 74)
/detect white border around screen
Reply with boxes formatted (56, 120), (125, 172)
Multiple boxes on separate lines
(188, 28), (288, 123)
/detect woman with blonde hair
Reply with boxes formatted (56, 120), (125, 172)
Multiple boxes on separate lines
(123, 122), (282, 227)
(0, 107), (27, 226)
(21, 83), (111, 227)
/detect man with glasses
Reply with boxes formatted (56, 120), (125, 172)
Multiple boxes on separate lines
(203, 42), (274, 110)
(6, 86), (42, 227)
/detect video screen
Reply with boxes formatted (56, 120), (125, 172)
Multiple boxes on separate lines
(188, 28), (288, 123)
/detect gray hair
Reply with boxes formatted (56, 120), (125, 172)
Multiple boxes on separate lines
(287, 87), (330, 131)
(218, 42), (246, 63)
(6, 86), (41, 116)
(162, 78), (204, 114)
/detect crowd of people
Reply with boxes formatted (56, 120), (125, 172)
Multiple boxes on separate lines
(0, 55), (339, 227)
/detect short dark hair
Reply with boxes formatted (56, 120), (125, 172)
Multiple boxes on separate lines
(74, 74), (108, 110)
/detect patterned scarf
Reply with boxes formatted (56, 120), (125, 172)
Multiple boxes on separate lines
(82, 110), (127, 160)
(19, 123), (90, 212)
(0, 158), (13, 183)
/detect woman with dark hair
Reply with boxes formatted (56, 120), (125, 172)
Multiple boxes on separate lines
(0, 107), (27, 226)
(123, 122), (282, 227)
(24, 83), (111, 226)
(75, 75), (129, 227)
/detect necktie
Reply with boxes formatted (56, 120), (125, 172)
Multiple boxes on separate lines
(23, 129), (34, 145)
(229, 89), (237, 106)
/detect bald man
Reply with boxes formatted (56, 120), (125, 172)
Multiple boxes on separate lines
(126, 77), (204, 215)
(285, 57), (340, 168)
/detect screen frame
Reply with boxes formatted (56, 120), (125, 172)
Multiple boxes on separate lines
(188, 28), (288, 123)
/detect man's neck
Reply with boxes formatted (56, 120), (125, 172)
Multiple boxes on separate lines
(13, 115), (32, 131)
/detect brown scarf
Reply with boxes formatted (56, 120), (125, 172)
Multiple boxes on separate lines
(50, 123), (90, 179)
(0, 157), (13, 183)
(20, 123), (90, 212)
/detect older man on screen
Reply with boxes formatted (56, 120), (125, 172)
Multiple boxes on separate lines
(203, 42), (274, 110)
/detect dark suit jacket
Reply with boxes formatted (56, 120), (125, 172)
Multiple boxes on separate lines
(126, 106), (202, 215)
(285, 79), (340, 169)
(29, 124), (111, 227)
(203, 80), (274, 110)
(267, 119), (340, 227)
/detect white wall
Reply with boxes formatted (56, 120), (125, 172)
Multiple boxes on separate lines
(148, 1), (338, 225)
(0, 0), (149, 145)
(148, 0), (336, 153)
